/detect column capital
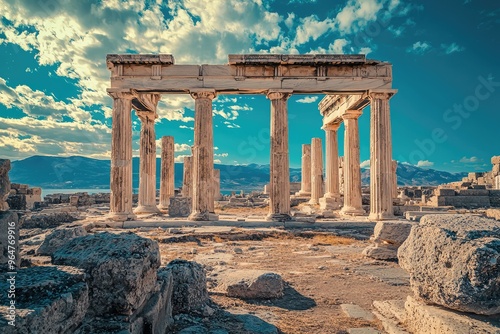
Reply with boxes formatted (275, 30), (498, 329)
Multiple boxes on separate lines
(132, 91), (161, 111)
(190, 89), (216, 100)
(136, 111), (158, 122)
(322, 122), (341, 131)
(107, 90), (134, 100)
(368, 89), (397, 100)
(342, 109), (363, 120)
(266, 89), (293, 101)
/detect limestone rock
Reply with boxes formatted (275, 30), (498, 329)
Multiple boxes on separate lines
(0, 159), (10, 211)
(218, 269), (284, 299)
(372, 221), (415, 245)
(362, 244), (398, 260)
(0, 211), (19, 268)
(169, 197), (192, 217)
(163, 259), (209, 315)
(398, 214), (500, 315)
(36, 225), (88, 256)
(0, 266), (89, 334)
(22, 212), (79, 229)
(52, 232), (161, 315)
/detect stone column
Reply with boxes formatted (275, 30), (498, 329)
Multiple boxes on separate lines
(182, 156), (193, 197)
(266, 90), (292, 221)
(295, 144), (311, 196)
(213, 169), (220, 201)
(340, 110), (365, 216)
(134, 111), (160, 214)
(109, 92), (135, 221)
(392, 160), (398, 199)
(159, 136), (174, 210)
(369, 92), (395, 220)
(320, 123), (342, 210)
(309, 138), (323, 205)
(188, 90), (218, 221)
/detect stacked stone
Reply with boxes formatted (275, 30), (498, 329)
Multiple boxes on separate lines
(362, 221), (415, 260)
(7, 183), (42, 210)
(492, 156), (500, 190)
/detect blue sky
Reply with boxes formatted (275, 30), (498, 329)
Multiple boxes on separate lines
(0, 0), (498, 172)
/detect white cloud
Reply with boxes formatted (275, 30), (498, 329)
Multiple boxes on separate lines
(296, 96), (319, 104)
(335, 0), (384, 34)
(214, 153), (229, 158)
(441, 42), (465, 54)
(459, 156), (479, 163)
(360, 160), (371, 168)
(174, 154), (190, 163)
(416, 160), (434, 167)
(407, 41), (431, 54)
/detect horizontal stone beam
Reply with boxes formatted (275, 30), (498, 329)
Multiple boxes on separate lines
(228, 54), (367, 65)
(320, 94), (370, 126)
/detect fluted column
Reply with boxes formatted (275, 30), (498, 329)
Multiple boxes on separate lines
(369, 92), (395, 220)
(295, 144), (311, 197)
(266, 90), (292, 221)
(159, 136), (174, 210)
(109, 92), (135, 221)
(213, 169), (220, 201)
(320, 123), (342, 210)
(134, 111), (160, 214)
(392, 160), (398, 199)
(182, 156), (193, 197)
(309, 138), (323, 205)
(340, 110), (365, 216)
(188, 90), (218, 221)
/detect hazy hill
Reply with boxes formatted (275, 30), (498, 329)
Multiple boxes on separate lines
(10, 155), (466, 191)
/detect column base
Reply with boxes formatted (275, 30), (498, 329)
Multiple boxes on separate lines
(188, 211), (219, 221)
(340, 206), (365, 216)
(368, 211), (396, 221)
(133, 205), (161, 214)
(266, 213), (292, 222)
(308, 198), (320, 205)
(108, 212), (136, 222)
(294, 191), (311, 197)
(319, 196), (342, 210)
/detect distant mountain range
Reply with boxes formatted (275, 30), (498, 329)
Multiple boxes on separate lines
(9, 155), (467, 191)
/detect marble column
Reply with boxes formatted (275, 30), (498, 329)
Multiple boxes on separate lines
(320, 123), (342, 210)
(213, 169), (220, 201)
(369, 92), (395, 220)
(109, 92), (135, 221)
(340, 110), (365, 216)
(295, 144), (311, 196)
(134, 111), (160, 214)
(188, 90), (218, 221)
(309, 138), (323, 205)
(392, 160), (398, 199)
(159, 136), (174, 210)
(182, 156), (193, 197)
(266, 90), (292, 221)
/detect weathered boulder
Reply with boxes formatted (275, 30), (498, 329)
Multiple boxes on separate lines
(0, 211), (19, 269)
(0, 159), (10, 211)
(398, 214), (500, 315)
(363, 221), (415, 260)
(36, 225), (88, 256)
(169, 197), (192, 217)
(0, 266), (89, 334)
(22, 212), (79, 229)
(218, 269), (284, 299)
(164, 259), (209, 314)
(52, 232), (161, 315)
(362, 244), (399, 261)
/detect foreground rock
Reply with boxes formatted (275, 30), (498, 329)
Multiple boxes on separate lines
(0, 266), (89, 334)
(398, 214), (500, 315)
(52, 232), (161, 315)
(218, 269), (284, 299)
(363, 220), (415, 260)
(36, 225), (87, 255)
(0, 159), (10, 211)
(164, 259), (209, 314)
(22, 212), (78, 229)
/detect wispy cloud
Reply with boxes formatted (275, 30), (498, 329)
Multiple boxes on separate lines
(407, 41), (431, 54)
(417, 160), (434, 167)
(360, 160), (370, 168)
(459, 156), (479, 163)
(296, 96), (319, 104)
(441, 42), (465, 54)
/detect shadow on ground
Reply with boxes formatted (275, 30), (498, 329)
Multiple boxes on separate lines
(245, 285), (317, 311)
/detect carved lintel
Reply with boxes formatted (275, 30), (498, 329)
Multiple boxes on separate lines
(368, 90), (397, 100)
(108, 91), (134, 100)
(322, 122), (341, 131)
(266, 89), (293, 101)
(342, 109), (363, 120)
(190, 89), (216, 100)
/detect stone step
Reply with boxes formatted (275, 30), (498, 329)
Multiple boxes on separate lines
(341, 304), (375, 321)
(372, 300), (409, 334)
(348, 328), (381, 334)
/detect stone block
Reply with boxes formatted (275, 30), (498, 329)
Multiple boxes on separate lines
(341, 304), (375, 321)
(458, 189), (489, 196)
(404, 295), (500, 334)
(472, 184), (487, 189)
(485, 209), (500, 221)
(372, 221), (415, 246)
(168, 197), (191, 217)
(438, 195), (490, 208)
(0, 266), (89, 334)
(36, 226), (88, 256)
(53, 232), (161, 315)
(0, 211), (19, 268)
(22, 212), (78, 229)
(362, 244), (398, 260)
(218, 269), (284, 299)
(6, 194), (26, 210)
(163, 259), (209, 315)
(437, 188), (455, 196)
(492, 156), (500, 165)
(398, 214), (500, 315)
